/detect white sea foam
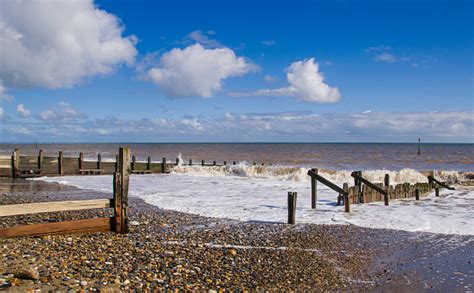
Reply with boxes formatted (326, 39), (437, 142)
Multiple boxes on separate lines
(34, 168), (474, 235)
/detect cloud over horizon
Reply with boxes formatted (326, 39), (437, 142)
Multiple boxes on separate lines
(2, 110), (472, 143)
(233, 58), (341, 103)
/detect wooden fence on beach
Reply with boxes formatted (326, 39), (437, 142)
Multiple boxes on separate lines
(0, 148), (131, 238)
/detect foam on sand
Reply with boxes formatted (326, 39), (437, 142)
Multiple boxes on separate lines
(34, 167), (473, 235)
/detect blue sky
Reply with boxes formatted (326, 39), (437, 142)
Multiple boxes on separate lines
(0, 0), (472, 142)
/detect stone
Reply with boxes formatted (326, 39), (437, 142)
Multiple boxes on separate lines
(8, 266), (40, 280)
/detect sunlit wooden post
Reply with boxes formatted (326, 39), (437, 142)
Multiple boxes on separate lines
(311, 168), (318, 209)
(288, 192), (297, 224)
(113, 147), (130, 233)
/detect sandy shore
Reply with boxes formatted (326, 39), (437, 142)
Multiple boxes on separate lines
(0, 178), (472, 291)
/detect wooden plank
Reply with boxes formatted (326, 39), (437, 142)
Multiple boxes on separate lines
(351, 172), (387, 196)
(0, 217), (112, 238)
(0, 199), (112, 217)
(307, 169), (346, 195)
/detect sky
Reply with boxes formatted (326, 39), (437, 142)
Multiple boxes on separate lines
(0, 0), (472, 143)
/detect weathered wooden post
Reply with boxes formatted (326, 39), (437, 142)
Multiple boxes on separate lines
(176, 158), (180, 165)
(189, 159), (192, 166)
(131, 155), (136, 171)
(288, 192), (297, 225)
(213, 160), (216, 166)
(311, 168), (318, 209)
(97, 154), (102, 170)
(202, 160), (205, 166)
(224, 161), (227, 166)
(384, 174), (390, 206)
(11, 149), (19, 179)
(58, 151), (64, 176)
(343, 183), (350, 213)
(354, 171), (363, 203)
(38, 149), (43, 170)
(435, 187), (439, 197)
(115, 155), (119, 172)
(415, 188), (420, 200)
(79, 152), (84, 171)
(147, 156), (151, 171)
(113, 147), (130, 234)
(161, 157), (166, 173)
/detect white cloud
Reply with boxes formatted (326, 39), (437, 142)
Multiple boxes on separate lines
(2, 111), (472, 142)
(0, 81), (13, 101)
(261, 40), (276, 46)
(147, 44), (257, 98)
(373, 53), (397, 63)
(16, 103), (31, 117)
(364, 45), (392, 53)
(185, 30), (221, 48)
(234, 58), (341, 103)
(0, 0), (137, 90)
(39, 102), (85, 121)
(264, 75), (276, 83)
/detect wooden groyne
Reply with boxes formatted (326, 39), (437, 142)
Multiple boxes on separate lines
(0, 147), (131, 238)
(0, 149), (272, 178)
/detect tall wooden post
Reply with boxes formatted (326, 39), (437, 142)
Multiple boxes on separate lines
(115, 155), (119, 172)
(131, 156), (136, 171)
(288, 192), (297, 225)
(384, 174), (390, 206)
(435, 188), (439, 197)
(58, 151), (64, 176)
(343, 183), (350, 213)
(38, 149), (43, 170)
(11, 149), (19, 179)
(189, 159), (192, 166)
(415, 189), (420, 200)
(162, 157), (166, 173)
(79, 152), (84, 171)
(147, 156), (152, 171)
(97, 154), (102, 170)
(202, 160), (205, 166)
(311, 168), (318, 209)
(113, 147), (130, 233)
(355, 171), (363, 203)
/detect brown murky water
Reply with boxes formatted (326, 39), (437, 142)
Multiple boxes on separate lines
(0, 143), (472, 171)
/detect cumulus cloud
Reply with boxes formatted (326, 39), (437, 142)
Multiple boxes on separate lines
(16, 103), (31, 117)
(39, 102), (85, 121)
(147, 44), (257, 98)
(234, 58), (341, 103)
(0, 0), (137, 90)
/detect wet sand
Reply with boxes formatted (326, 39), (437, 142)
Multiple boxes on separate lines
(0, 178), (472, 291)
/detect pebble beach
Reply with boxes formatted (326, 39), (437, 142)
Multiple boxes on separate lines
(1, 178), (473, 291)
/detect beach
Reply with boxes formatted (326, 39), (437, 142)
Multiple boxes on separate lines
(1, 177), (473, 291)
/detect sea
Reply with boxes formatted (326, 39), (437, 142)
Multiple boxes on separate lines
(2, 143), (473, 235)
